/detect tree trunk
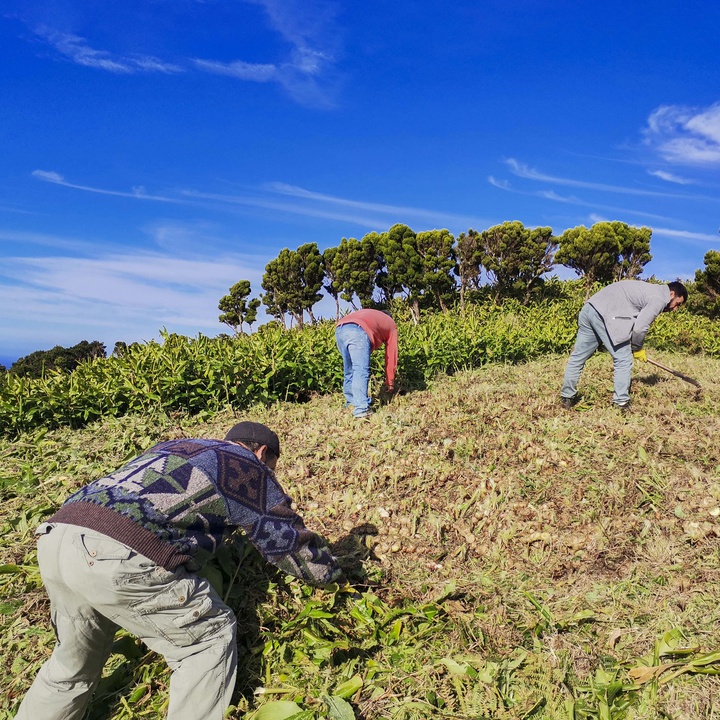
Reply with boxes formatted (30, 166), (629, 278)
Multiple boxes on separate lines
(435, 289), (448, 313)
(411, 298), (420, 325)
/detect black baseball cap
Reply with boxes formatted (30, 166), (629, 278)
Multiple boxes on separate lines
(224, 421), (281, 458)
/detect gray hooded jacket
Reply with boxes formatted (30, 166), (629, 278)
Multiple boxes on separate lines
(587, 280), (670, 349)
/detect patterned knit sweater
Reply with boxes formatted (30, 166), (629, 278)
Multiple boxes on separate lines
(48, 438), (342, 585)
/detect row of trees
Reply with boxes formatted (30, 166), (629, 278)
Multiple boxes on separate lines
(4, 228), (716, 378)
(3, 341), (107, 378)
(218, 220), (657, 332)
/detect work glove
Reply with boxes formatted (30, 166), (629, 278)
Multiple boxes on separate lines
(632, 348), (647, 363)
(324, 575), (362, 597)
(338, 581), (363, 599)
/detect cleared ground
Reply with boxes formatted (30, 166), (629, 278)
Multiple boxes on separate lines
(2, 351), (719, 719)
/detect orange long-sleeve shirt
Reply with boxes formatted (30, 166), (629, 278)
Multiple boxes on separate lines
(336, 309), (398, 387)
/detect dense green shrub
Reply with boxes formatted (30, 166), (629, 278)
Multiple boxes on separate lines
(1, 296), (717, 435)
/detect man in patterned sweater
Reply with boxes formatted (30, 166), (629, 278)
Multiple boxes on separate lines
(16, 421), (344, 720)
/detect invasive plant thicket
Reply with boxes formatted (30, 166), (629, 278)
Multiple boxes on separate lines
(1, 294), (718, 436)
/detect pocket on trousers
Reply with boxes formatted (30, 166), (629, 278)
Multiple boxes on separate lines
(132, 575), (232, 647)
(79, 532), (134, 561)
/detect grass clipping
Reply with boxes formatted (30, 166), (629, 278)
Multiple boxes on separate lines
(1, 351), (720, 719)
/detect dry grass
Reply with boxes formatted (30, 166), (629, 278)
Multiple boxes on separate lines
(2, 350), (720, 719)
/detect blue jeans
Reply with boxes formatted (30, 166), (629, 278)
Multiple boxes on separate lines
(561, 303), (633, 405)
(16, 523), (237, 720)
(335, 323), (372, 416)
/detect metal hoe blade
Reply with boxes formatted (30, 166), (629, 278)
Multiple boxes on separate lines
(647, 358), (702, 390)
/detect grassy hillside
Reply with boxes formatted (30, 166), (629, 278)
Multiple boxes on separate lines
(2, 352), (719, 719)
(3, 294), (719, 436)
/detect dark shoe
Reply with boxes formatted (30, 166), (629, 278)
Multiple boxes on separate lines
(354, 412), (372, 421)
(614, 400), (632, 414)
(560, 395), (578, 409)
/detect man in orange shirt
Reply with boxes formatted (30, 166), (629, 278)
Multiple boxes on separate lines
(335, 309), (398, 419)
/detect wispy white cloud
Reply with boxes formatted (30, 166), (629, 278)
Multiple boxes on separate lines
(131, 56), (184, 74)
(0, 204), (34, 215)
(182, 188), (396, 229)
(266, 182), (476, 222)
(30, 168), (487, 234)
(32, 170), (182, 203)
(247, 0), (341, 51)
(34, 25), (183, 74)
(647, 170), (694, 185)
(488, 175), (674, 223)
(536, 190), (583, 204)
(185, 183), (488, 231)
(586, 213), (609, 223)
(193, 0), (342, 107)
(192, 59), (278, 83)
(180, 51), (338, 106)
(487, 176), (510, 190)
(504, 158), (697, 199)
(25, 2), (343, 107)
(649, 226), (719, 244)
(0, 228), (102, 253)
(644, 103), (720, 165)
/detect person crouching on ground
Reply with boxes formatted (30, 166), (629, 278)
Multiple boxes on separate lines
(560, 279), (687, 410)
(15, 421), (344, 720)
(335, 308), (398, 420)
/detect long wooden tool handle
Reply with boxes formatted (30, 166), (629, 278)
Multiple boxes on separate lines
(647, 358), (702, 389)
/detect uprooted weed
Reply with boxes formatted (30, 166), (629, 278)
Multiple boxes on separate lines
(1, 352), (719, 719)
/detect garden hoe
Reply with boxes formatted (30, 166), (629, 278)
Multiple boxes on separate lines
(647, 357), (702, 398)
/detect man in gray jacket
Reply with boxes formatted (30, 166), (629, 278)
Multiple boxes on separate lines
(560, 280), (687, 410)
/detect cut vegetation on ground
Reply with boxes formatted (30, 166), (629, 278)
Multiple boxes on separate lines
(2, 352), (719, 719)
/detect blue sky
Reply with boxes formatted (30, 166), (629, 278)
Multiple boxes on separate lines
(1, 0), (719, 366)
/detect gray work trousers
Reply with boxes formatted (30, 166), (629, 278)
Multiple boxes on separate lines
(15, 522), (237, 720)
(561, 303), (633, 405)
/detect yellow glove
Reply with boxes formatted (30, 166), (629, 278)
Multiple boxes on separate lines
(633, 348), (647, 362)
(339, 582), (362, 598)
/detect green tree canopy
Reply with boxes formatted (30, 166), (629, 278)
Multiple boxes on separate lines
(555, 221), (652, 295)
(112, 341), (143, 358)
(477, 221), (556, 302)
(692, 248), (720, 318)
(456, 229), (482, 309)
(261, 244), (324, 328)
(218, 280), (261, 335)
(324, 235), (380, 315)
(415, 228), (457, 312)
(322, 245), (342, 319)
(296, 242), (325, 324)
(376, 224), (425, 322)
(694, 249), (720, 299)
(613, 223), (653, 281)
(10, 340), (106, 378)
(262, 251), (296, 328)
